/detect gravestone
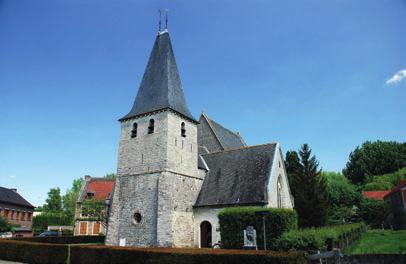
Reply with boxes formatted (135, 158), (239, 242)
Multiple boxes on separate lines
(243, 225), (257, 250)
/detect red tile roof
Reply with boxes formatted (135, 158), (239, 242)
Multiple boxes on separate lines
(363, 191), (390, 201)
(384, 180), (406, 199)
(85, 179), (115, 200)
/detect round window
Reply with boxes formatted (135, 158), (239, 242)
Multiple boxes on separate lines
(133, 212), (142, 224)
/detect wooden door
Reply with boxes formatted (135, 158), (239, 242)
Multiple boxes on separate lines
(93, 222), (100, 235)
(200, 221), (212, 248)
(79, 222), (87, 235)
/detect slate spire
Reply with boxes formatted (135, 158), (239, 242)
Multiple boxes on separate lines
(120, 31), (196, 122)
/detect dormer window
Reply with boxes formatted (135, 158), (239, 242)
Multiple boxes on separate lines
(131, 123), (138, 138)
(86, 192), (94, 199)
(181, 122), (186, 137)
(148, 119), (155, 134)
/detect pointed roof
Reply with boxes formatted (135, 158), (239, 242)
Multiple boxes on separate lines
(120, 31), (196, 122)
(197, 113), (246, 153)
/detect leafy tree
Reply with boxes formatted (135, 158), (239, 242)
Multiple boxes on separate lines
(43, 188), (62, 213)
(343, 141), (406, 185)
(363, 167), (406, 191)
(0, 216), (11, 232)
(62, 177), (84, 224)
(80, 199), (108, 222)
(285, 144), (330, 227)
(324, 171), (361, 207)
(358, 198), (390, 228)
(104, 173), (116, 179)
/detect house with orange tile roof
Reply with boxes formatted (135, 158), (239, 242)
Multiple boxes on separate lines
(363, 190), (390, 201)
(74, 175), (115, 236)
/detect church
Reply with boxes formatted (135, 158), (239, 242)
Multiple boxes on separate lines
(105, 28), (294, 248)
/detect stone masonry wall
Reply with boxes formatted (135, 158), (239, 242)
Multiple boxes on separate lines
(106, 110), (203, 247)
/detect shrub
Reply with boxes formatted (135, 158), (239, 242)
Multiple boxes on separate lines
(275, 223), (366, 252)
(0, 216), (11, 232)
(0, 239), (68, 264)
(14, 235), (105, 244)
(359, 198), (391, 228)
(218, 207), (298, 249)
(70, 245), (308, 264)
(32, 212), (72, 234)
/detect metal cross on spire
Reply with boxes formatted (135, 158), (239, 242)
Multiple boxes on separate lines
(158, 9), (169, 33)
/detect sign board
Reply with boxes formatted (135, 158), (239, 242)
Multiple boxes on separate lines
(243, 226), (257, 250)
(119, 238), (126, 247)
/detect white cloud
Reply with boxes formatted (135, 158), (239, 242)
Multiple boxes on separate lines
(386, 69), (406, 85)
(9, 175), (16, 179)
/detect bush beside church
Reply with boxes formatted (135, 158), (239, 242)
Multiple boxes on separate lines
(218, 207), (298, 249)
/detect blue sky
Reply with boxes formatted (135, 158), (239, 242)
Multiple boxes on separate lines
(0, 0), (405, 206)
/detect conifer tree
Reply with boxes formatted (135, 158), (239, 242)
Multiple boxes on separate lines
(285, 144), (330, 227)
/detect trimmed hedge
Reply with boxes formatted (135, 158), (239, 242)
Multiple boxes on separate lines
(0, 239), (68, 264)
(0, 238), (307, 264)
(13, 235), (105, 244)
(70, 245), (308, 264)
(275, 222), (367, 252)
(218, 207), (298, 249)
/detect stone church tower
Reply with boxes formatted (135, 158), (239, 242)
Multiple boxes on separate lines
(105, 30), (203, 247)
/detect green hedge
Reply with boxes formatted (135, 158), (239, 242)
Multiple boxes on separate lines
(275, 223), (366, 252)
(218, 207), (298, 249)
(13, 235), (105, 244)
(70, 245), (308, 264)
(0, 239), (68, 264)
(0, 239), (307, 264)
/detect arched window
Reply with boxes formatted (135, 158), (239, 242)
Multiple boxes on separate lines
(148, 119), (154, 134)
(181, 122), (186, 137)
(131, 123), (138, 138)
(277, 175), (282, 208)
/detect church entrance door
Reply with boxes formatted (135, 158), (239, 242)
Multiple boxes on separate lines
(200, 221), (212, 248)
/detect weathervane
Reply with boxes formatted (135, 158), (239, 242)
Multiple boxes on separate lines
(158, 9), (169, 32)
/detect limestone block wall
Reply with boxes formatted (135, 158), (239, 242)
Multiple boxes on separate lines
(157, 171), (203, 247)
(106, 110), (202, 247)
(193, 207), (223, 247)
(166, 112), (198, 176)
(267, 144), (294, 209)
(117, 112), (169, 176)
(116, 173), (159, 246)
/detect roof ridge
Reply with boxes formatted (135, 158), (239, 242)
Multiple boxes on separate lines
(202, 142), (278, 156)
(201, 113), (225, 150)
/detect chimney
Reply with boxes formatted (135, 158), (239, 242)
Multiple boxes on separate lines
(10, 188), (17, 192)
(84, 175), (91, 180)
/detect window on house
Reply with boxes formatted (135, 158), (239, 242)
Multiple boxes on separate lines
(148, 119), (154, 134)
(181, 122), (186, 137)
(86, 192), (94, 199)
(131, 123), (138, 138)
(277, 176), (282, 208)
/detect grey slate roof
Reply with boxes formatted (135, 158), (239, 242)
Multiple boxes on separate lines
(208, 118), (246, 150)
(194, 143), (277, 207)
(197, 113), (246, 154)
(120, 31), (196, 122)
(0, 187), (34, 208)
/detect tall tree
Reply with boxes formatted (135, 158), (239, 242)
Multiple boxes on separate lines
(285, 151), (301, 195)
(343, 140), (406, 185)
(285, 144), (330, 227)
(62, 177), (84, 223)
(43, 188), (62, 213)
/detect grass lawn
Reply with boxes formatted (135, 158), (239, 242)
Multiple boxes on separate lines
(345, 229), (406, 255)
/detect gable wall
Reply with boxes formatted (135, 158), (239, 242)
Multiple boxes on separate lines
(267, 145), (294, 209)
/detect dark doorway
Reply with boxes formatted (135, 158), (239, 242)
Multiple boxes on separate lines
(200, 221), (212, 248)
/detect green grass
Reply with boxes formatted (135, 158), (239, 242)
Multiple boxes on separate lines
(345, 229), (406, 255)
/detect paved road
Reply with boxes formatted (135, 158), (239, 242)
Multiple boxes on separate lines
(0, 260), (25, 264)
